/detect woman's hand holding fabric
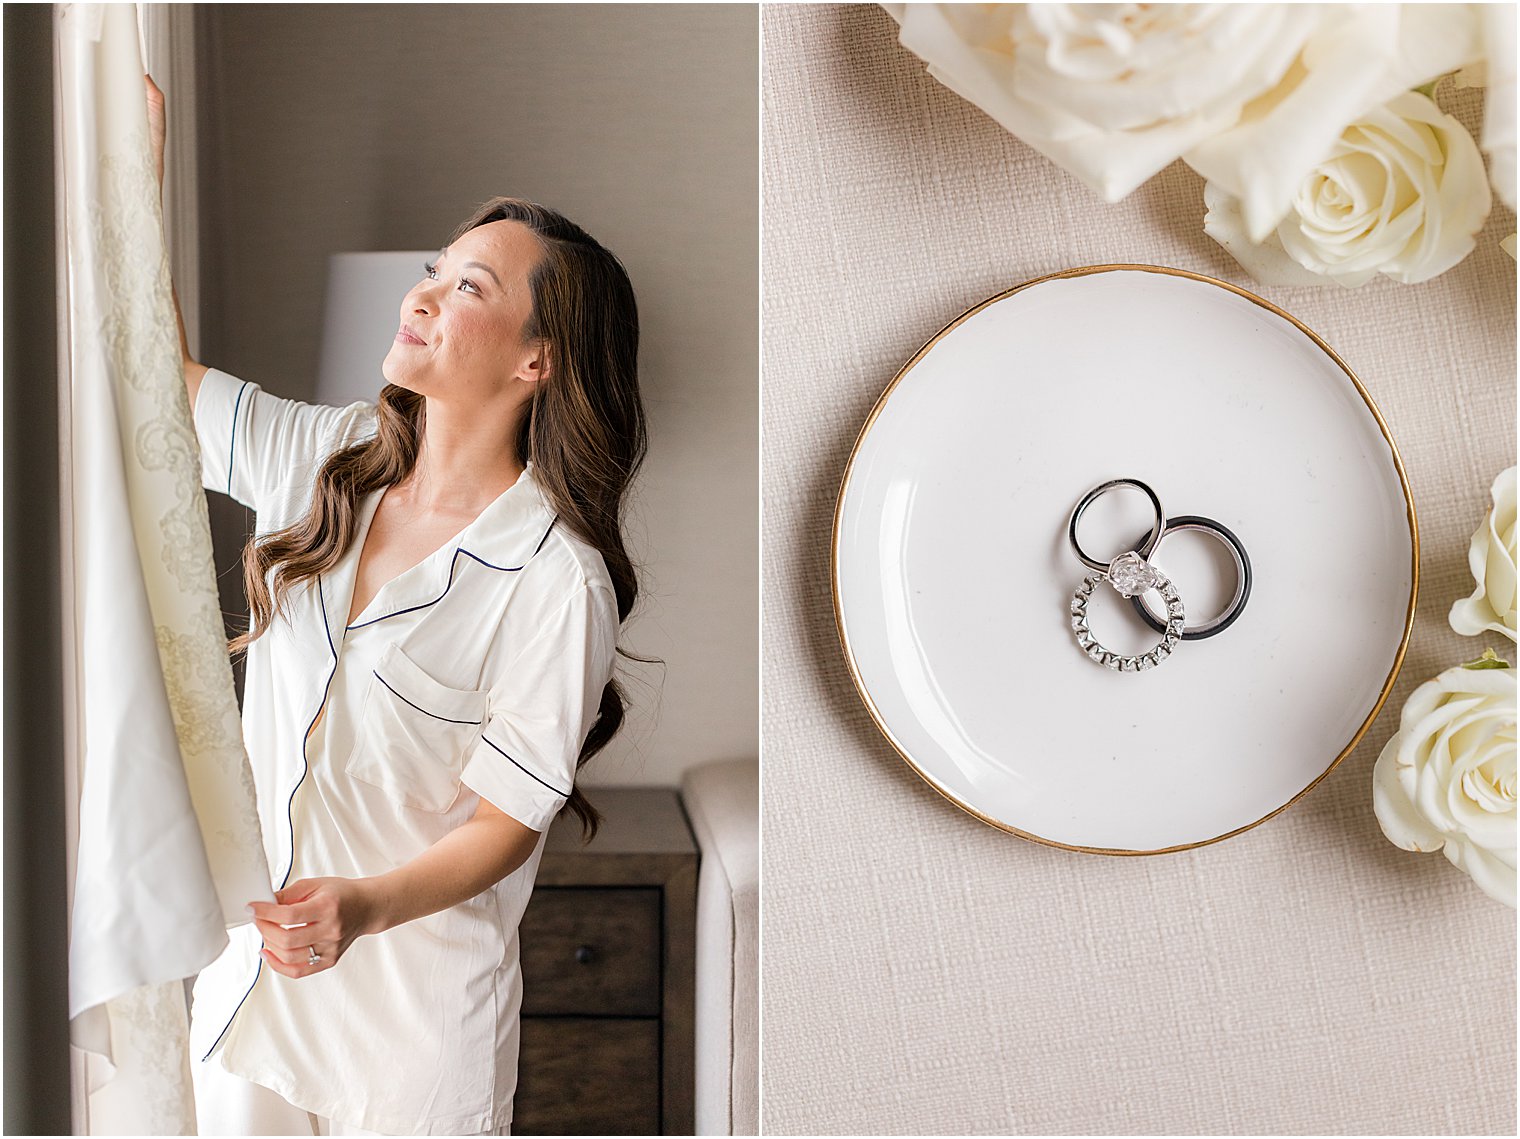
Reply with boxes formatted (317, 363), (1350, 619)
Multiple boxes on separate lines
(246, 801), (542, 978)
(247, 877), (385, 978)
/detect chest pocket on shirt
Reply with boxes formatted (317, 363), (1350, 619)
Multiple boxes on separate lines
(346, 642), (489, 813)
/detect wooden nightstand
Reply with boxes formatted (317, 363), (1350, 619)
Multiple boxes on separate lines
(513, 787), (698, 1135)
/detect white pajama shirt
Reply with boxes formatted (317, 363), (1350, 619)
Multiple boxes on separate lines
(186, 366), (619, 1135)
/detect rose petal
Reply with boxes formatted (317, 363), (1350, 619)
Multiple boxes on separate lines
(1450, 467), (1519, 641)
(1010, 5), (1313, 133)
(1374, 661), (1516, 906)
(892, 3), (1321, 203)
(1202, 181), (1345, 287)
(1208, 90), (1490, 287)
(1185, 5), (1483, 242)
(1378, 97), (1492, 283)
(1443, 710), (1516, 845)
(1476, 3), (1517, 209)
(1373, 731), (1446, 852)
(1443, 839), (1518, 908)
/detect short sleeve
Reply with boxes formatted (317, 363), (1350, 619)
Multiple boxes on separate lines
(459, 580), (620, 832)
(193, 365), (377, 514)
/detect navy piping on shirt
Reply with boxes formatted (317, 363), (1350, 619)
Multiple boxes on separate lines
(477, 734), (571, 798)
(198, 583), (338, 1063)
(201, 513), (559, 1060)
(226, 380), (250, 497)
(345, 516), (558, 632)
(372, 670), (484, 725)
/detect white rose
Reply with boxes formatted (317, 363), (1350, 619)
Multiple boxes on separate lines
(1372, 652), (1517, 907)
(1186, 4), (1483, 243)
(880, 3), (1321, 202)
(1203, 91), (1491, 287)
(1451, 466), (1518, 642)
(1456, 3), (1516, 210)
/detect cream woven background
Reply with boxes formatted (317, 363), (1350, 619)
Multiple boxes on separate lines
(759, 6), (1517, 1135)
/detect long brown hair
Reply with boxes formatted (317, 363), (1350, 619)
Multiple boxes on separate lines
(231, 197), (647, 840)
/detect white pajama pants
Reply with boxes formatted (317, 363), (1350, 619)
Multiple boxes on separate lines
(190, 1053), (510, 1136)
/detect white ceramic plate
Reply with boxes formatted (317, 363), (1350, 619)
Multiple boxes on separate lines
(833, 266), (1417, 854)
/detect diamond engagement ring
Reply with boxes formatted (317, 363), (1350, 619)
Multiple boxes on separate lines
(1067, 479), (1186, 671)
(308, 945), (321, 965)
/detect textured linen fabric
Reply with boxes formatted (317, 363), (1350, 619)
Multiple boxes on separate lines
(58, 5), (272, 1134)
(186, 366), (618, 1134)
(760, 6), (1517, 1135)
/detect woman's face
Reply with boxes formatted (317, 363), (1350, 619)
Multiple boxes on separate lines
(382, 219), (545, 403)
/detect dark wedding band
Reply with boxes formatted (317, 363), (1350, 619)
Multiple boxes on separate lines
(1125, 515), (1251, 640)
(1068, 478), (1165, 572)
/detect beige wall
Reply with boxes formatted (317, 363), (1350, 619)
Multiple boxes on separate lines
(196, 3), (758, 786)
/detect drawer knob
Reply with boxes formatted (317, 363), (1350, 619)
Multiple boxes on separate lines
(574, 944), (596, 965)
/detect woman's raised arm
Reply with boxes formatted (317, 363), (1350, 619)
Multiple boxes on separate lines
(145, 72), (209, 412)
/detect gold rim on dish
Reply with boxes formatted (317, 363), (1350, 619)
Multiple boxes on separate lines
(830, 263), (1420, 856)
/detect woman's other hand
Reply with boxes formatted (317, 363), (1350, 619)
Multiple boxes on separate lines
(247, 877), (385, 979)
(143, 73), (166, 189)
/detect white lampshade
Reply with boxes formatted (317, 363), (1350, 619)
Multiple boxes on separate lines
(315, 251), (432, 406)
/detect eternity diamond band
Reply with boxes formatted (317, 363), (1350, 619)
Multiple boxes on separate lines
(1069, 556), (1186, 672)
